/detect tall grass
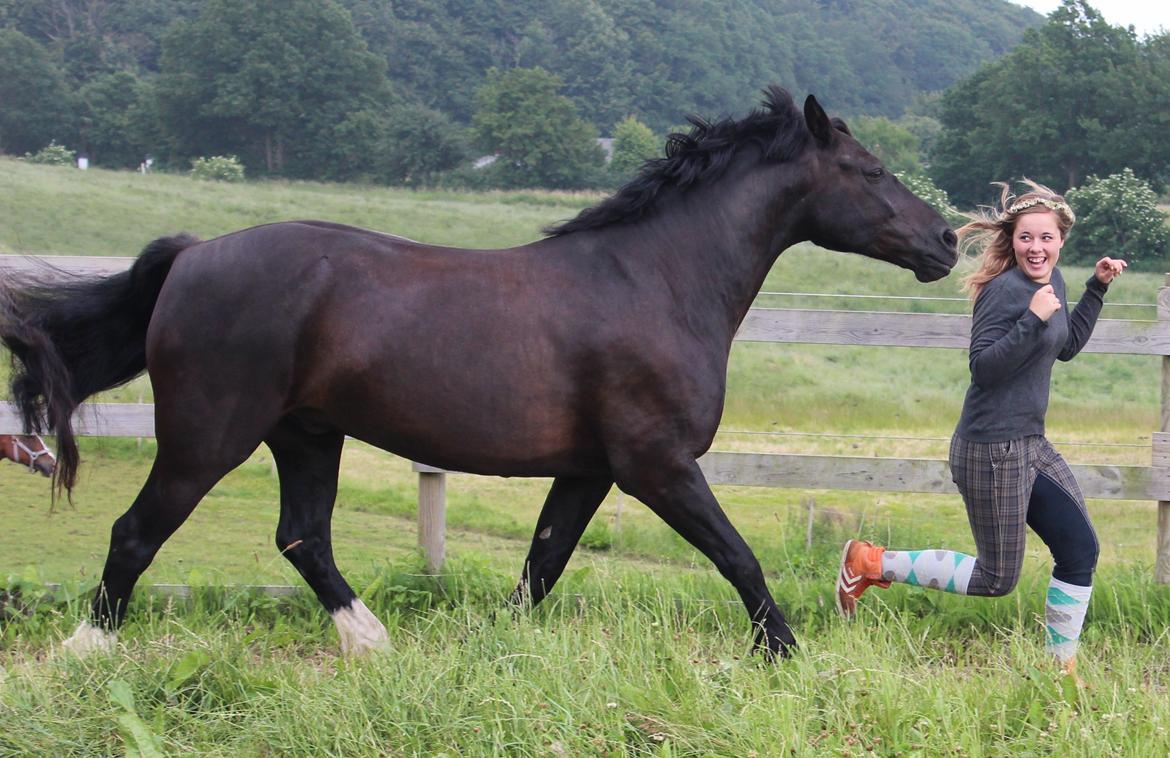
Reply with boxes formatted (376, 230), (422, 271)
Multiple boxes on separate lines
(3, 555), (1167, 755)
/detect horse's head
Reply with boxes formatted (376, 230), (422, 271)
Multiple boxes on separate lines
(1, 434), (57, 477)
(799, 95), (958, 282)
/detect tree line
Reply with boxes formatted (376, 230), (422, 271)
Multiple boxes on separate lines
(1, 0), (1037, 186)
(2, 0), (1169, 222)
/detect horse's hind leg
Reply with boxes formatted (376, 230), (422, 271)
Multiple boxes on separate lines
(509, 476), (612, 607)
(266, 419), (387, 656)
(63, 446), (247, 654)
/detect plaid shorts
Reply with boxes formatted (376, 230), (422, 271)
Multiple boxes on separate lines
(948, 434), (1092, 596)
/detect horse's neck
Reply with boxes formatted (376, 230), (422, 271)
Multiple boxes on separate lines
(633, 165), (806, 336)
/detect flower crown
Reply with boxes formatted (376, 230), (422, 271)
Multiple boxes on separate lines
(1003, 196), (1074, 221)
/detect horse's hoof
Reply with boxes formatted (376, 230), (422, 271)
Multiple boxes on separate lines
(333, 599), (390, 656)
(60, 620), (117, 656)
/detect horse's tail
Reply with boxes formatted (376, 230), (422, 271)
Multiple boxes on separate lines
(0, 234), (199, 496)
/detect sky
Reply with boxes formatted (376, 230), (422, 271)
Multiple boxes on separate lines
(1015, 1), (1170, 37)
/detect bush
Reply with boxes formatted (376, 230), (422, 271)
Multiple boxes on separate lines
(23, 141), (75, 166)
(609, 116), (659, 183)
(190, 155), (245, 182)
(898, 172), (965, 228)
(1064, 168), (1170, 270)
(578, 520), (613, 551)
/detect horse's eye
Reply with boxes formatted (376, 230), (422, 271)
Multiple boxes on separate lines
(865, 167), (885, 182)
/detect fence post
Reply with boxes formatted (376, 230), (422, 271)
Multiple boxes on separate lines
(1157, 279), (1170, 584)
(413, 462), (446, 574)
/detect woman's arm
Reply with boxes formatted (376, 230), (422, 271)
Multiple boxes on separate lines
(1059, 257), (1125, 361)
(968, 283), (1050, 386)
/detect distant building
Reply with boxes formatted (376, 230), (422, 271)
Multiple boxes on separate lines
(596, 138), (614, 163)
(473, 138), (614, 169)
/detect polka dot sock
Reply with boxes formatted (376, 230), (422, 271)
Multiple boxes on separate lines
(880, 549), (977, 594)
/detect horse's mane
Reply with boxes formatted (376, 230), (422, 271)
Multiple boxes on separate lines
(545, 86), (815, 237)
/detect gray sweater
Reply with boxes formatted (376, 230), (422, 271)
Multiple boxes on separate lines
(955, 266), (1109, 442)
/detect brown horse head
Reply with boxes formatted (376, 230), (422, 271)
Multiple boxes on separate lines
(799, 93), (958, 282)
(1, 434), (57, 477)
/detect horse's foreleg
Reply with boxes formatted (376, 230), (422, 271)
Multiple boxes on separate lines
(267, 423), (387, 656)
(509, 476), (613, 608)
(616, 458), (798, 660)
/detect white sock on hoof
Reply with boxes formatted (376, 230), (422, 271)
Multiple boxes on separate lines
(332, 599), (389, 656)
(60, 620), (116, 656)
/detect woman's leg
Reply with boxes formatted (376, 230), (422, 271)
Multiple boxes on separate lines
(837, 436), (1033, 615)
(883, 436), (1034, 594)
(1027, 441), (1099, 665)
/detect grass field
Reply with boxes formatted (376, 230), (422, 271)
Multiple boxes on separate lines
(2, 159), (1168, 755)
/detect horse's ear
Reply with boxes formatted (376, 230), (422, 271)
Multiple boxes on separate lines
(803, 95), (834, 146)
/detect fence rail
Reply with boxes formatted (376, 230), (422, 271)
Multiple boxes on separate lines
(3, 254), (1169, 583)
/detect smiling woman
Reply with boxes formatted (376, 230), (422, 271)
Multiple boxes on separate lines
(836, 179), (1126, 683)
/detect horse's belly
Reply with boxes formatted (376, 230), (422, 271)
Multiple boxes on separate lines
(323, 383), (608, 478)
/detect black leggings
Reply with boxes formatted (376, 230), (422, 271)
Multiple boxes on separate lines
(1028, 470), (1099, 586)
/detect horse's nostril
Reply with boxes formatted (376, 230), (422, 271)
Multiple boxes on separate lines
(942, 229), (958, 248)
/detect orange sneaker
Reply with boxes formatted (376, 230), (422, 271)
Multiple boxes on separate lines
(835, 539), (890, 617)
(1059, 656), (1088, 689)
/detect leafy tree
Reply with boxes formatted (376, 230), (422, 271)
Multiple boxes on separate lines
(850, 117), (922, 176)
(0, 0), (1052, 185)
(76, 71), (154, 168)
(341, 0), (1038, 134)
(330, 103), (469, 185)
(1064, 169), (1170, 270)
(341, 0), (481, 123)
(472, 67), (603, 189)
(0, 0), (199, 76)
(516, 0), (633, 131)
(156, 0), (392, 177)
(609, 116), (658, 181)
(0, 29), (75, 155)
(896, 172), (966, 228)
(931, 1), (1170, 206)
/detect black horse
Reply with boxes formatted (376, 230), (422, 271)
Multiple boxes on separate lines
(1, 88), (956, 658)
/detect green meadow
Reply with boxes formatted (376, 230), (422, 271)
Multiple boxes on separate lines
(1, 159), (1167, 756)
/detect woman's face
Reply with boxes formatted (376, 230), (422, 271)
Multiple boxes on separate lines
(1012, 210), (1064, 284)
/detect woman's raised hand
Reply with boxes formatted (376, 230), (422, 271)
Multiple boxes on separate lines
(1094, 257), (1127, 284)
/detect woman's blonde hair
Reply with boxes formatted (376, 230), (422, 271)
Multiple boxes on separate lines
(957, 179), (1075, 300)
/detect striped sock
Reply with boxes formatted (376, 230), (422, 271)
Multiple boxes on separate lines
(1045, 577), (1092, 662)
(880, 549), (977, 594)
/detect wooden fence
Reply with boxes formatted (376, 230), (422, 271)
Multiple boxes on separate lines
(3, 254), (1169, 584)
